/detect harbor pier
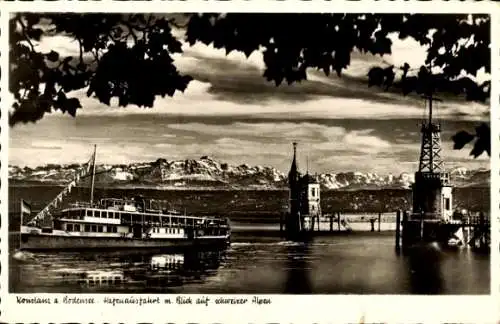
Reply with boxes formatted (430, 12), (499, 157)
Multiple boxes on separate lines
(395, 210), (490, 251)
(392, 94), (490, 250)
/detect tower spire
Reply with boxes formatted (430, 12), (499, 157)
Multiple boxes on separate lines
(288, 142), (299, 185)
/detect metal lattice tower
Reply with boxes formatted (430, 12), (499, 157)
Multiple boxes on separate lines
(418, 94), (444, 173)
(412, 93), (452, 220)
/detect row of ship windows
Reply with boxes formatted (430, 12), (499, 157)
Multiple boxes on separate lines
(63, 210), (187, 224)
(64, 210), (120, 220)
(151, 228), (182, 234)
(64, 223), (183, 234)
(66, 223), (118, 233)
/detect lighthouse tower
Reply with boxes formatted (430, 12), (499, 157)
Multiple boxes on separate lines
(411, 95), (453, 222)
(286, 143), (323, 237)
(288, 142), (302, 235)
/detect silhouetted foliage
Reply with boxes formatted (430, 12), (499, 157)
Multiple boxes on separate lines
(9, 13), (490, 157)
(186, 14), (489, 99)
(452, 123), (490, 158)
(10, 13), (191, 126)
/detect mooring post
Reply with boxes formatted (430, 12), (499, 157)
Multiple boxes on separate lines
(317, 215), (320, 231)
(395, 210), (401, 250)
(402, 210), (408, 248)
(462, 214), (468, 247)
(378, 212), (381, 232)
(465, 213), (471, 247)
(460, 216), (465, 246)
(479, 211), (485, 249)
(420, 212), (424, 241)
(337, 211), (341, 231)
(280, 212), (284, 236)
(329, 214), (333, 232)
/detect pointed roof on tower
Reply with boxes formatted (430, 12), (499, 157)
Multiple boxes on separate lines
(288, 142), (299, 183)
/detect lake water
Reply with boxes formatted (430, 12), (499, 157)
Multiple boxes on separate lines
(9, 229), (490, 294)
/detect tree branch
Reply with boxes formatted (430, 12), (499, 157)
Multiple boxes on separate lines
(16, 17), (35, 52)
(121, 20), (138, 44)
(22, 88), (28, 100)
(92, 48), (100, 63)
(77, 37), (84, 65)
(168, 18), (189, 29)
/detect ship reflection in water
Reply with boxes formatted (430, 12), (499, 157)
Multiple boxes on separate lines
(75, 250), (225, 292)
(11, 249), (226, 293)
(76, 270), (125, 288)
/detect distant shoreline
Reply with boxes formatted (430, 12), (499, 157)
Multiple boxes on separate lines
(8, 182), (489, 191)
(8, 182), (289, 191)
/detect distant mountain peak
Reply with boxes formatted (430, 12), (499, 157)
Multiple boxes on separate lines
(8, 158), (490, 190)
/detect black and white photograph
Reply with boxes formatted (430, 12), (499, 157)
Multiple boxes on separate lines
(7, 12), (491, 296)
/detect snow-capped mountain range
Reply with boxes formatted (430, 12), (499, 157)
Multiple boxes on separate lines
(8, 156), (490, 190)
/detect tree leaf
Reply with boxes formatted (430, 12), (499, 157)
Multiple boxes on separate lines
(62, 98), (82, 117)
(27, 28), (43, 41)
(46, 50), (60, 62)
(451, 130), (475, 150)
(471, 123), (490, 157)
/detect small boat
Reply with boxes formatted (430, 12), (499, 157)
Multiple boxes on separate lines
(448, 228), (465, 247)
(19, 145), (231, 251)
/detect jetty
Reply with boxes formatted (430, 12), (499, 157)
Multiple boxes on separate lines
(393, 94), (490, 251)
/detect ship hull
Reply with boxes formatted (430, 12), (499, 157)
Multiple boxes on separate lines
(20, 232), (230, 251)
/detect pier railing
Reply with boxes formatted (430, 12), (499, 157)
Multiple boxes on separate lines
(395, 210), (490, 251)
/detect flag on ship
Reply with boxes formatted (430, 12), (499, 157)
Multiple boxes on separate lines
(20, 199), (31, 218)
(25, 146), (97, 227)
(87, 147), (96, 174)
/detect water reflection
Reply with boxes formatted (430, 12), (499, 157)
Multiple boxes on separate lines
(10, 233), (489, 294)
(76, 270), (125, 287)
(284, 242), (312, 294)
(404, 244), (444, 294)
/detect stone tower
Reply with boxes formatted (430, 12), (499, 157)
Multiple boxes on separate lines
(412, 95), (453, 221)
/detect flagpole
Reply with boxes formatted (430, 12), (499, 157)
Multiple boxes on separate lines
(90, 144), (97, 206)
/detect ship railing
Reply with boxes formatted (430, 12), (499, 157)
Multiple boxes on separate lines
(407, 213), (489, 225)
(145, 209), (162, 214)
(120, 219), (228, 229)
(68, 202), (93, 209)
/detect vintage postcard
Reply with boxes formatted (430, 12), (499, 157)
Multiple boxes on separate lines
(0, 1), (498, 323)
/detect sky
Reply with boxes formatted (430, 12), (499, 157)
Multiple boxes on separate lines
(9, 16), (490, 175)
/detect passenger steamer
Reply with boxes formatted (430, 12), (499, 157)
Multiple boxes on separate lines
(19, 146), (231, 251)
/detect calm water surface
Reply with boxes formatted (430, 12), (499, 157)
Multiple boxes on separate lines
(9, 230), (489, 294)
